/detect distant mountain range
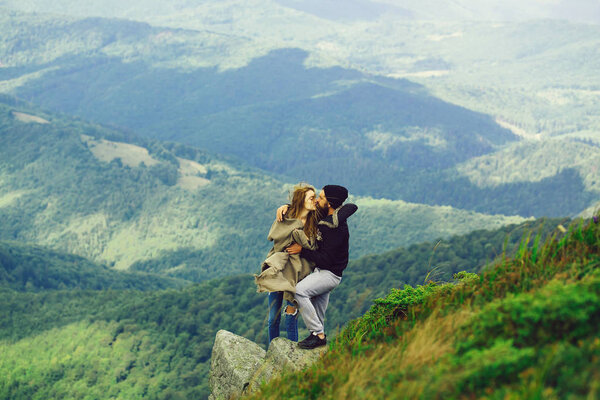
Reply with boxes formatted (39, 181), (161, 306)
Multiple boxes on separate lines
(0, 96), (525, 280)
(1, 0), (598, 23)
(1, 12), (598, 217)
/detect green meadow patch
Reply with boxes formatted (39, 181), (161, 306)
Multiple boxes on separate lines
(250, 214), (600, 399)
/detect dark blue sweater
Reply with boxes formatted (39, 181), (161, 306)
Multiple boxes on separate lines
(300, 203), (358, 277)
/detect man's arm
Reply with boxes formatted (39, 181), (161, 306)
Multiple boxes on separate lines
(297, 229), (344, 266)
(286, 236), (334, 261)
(285, 236), (337, 266)
(337, 203), (358, 224)
(299, 246), (332, 267)
(286, 243), (302, 254)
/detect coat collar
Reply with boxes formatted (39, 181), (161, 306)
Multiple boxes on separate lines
(318, 205), (343, 229)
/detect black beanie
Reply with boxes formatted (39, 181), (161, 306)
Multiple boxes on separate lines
(323, 185), (348, 209)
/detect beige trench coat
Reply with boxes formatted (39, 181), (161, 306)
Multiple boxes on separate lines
(254, 217), (317, 304)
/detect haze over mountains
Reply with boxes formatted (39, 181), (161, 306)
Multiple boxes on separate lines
(2, 0), (599, 23)
(1, 6), (599, 218)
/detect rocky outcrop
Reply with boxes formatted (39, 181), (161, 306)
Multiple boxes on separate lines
(209, 330), (328, 399)
(245, 336), (327, 394)
(208, 330), (266, 400)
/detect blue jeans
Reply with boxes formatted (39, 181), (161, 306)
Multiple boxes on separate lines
(268, 292), (298, 343)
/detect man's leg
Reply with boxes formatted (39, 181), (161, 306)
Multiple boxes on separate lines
(295, 269), (341, 335)
(312, 291), (331, 334)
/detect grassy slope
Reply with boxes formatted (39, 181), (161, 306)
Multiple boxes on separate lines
(251, 215), (600, 399)
(325, 217), (569, 330)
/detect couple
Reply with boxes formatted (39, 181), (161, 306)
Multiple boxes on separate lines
(255, 183), (357, 349)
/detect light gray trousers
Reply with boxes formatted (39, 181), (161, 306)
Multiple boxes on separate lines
(294, 267), (342, 335)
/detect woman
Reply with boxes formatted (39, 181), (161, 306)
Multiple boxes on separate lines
(255, 184), (320, 344)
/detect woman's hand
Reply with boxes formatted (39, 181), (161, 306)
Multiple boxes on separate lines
(276, 205), (289, 222)
(286, 243), (302, 254)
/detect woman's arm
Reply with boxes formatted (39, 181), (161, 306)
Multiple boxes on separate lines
(276, 204), (290, 222)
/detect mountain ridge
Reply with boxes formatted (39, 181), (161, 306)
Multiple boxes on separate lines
(0, 95), (526, 281)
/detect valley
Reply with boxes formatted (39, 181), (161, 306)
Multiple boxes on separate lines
(0, 2), (598, 398)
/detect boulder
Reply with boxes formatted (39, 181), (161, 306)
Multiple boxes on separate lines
(208, 330), (266, 400)
(208, 331), (329, 399)
(245, 337), (328, 394)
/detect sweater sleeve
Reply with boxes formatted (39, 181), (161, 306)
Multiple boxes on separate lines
(300, 226), (344, 266)
(337, 203), (358, 224)
(300, 246), (331, 266)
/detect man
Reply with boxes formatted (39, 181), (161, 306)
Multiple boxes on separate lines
(284, 184), (357, 349)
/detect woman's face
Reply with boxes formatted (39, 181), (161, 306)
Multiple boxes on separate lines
(304, 190), (317, 211)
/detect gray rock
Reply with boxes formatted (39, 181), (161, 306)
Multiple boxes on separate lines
(208, 330), (266, 400)
(245, 337), (328, 394)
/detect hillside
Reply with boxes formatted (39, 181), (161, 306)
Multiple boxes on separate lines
(250, 214), (600, 399)
(0, 240), (185, 291)
(1, 10), (598, 216)
(0, 217), (567, 399)
(0, 96), (281, 278)
(1, 16), (519, 202)
(0, 96), (526, 281)
(0, 279), (265, 400)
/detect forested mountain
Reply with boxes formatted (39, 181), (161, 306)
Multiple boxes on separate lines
(0, 96), (524, 281)
(0, 11), (518, 201)
(0, 2), (597, 399)
(15, 49), (515, 172)
(1, 10), (598, 217)
(0, 241), (185, 291)
(0, 217), (565, 399)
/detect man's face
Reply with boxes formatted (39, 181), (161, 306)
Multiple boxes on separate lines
(316, 190), (329, 213)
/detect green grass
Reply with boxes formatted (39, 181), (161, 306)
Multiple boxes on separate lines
(249, 213), (600, 399)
